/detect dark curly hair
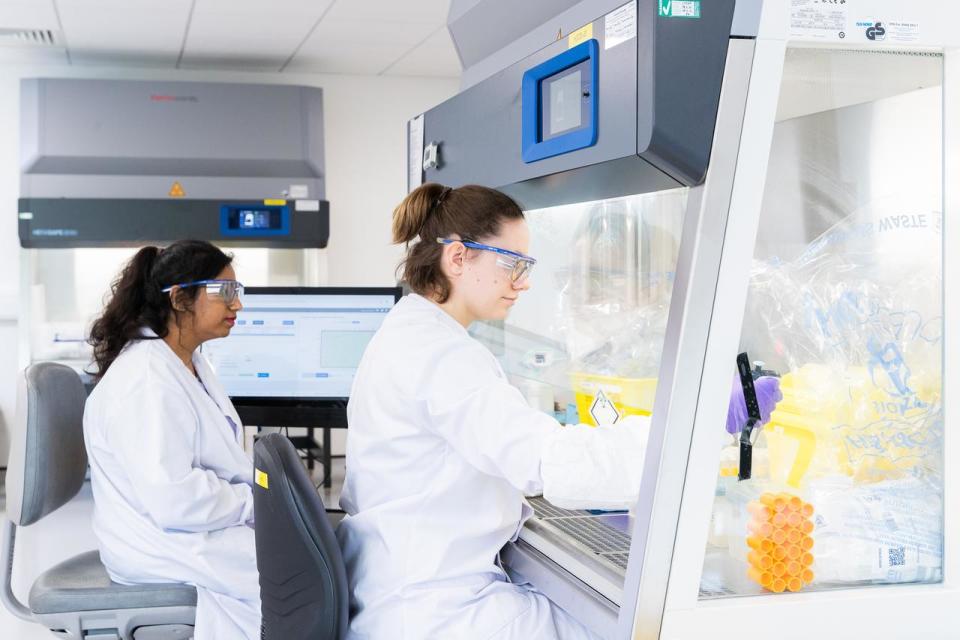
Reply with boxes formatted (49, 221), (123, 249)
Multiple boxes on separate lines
(88, 239), (233, 378)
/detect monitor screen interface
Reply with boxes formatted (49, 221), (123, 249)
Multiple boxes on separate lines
(203, 289), (398, 399)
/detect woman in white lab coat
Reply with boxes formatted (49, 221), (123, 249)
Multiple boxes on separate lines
(83, 240), (259, 640)
(339, 184), (781, 640)
(339, 184), (621, 640)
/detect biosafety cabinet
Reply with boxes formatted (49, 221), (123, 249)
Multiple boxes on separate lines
(16, 79), (330, 369)
(411, 1), (960, 638)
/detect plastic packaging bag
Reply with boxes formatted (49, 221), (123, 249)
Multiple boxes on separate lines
(742, 200), (943, 485)
(553, 193), (684, 378)
(806, 475), (942, 584)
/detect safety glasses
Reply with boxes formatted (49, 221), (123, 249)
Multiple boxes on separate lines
(161, 279), (244, 305)
(436, 238), (537, 283)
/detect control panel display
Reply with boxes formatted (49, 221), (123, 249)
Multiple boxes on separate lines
(220, 203), (290, 236)
(522, 38), (599, 163)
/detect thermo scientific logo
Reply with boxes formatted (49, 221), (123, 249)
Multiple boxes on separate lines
(856, 20), (886, 41)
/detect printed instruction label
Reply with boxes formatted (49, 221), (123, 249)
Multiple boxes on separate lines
(408, 114), (425, 192)
(791, 0), (848, 39)
(568, 23), (593, 49)
(605, 2), (637, 50)
(659, 0), (701, 19)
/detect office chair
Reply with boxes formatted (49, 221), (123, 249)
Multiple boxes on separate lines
(1, 362), (197, 639)
(254, 433), (349, 640)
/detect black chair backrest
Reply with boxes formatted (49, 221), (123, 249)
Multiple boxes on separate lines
(253, 433), (348, 640)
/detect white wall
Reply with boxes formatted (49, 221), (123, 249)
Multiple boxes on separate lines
(0, 63), (458, 464)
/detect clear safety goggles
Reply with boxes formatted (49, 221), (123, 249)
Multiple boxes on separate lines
(436, 238), (537, 283)
(161, 279), (244, 305)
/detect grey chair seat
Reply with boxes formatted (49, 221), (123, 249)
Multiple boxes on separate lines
(29, 551), (198, 615)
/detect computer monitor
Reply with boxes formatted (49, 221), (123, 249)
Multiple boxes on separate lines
(203, 287), (402, 408)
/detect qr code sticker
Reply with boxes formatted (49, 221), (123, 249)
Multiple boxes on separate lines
(888, 546), (906, 567)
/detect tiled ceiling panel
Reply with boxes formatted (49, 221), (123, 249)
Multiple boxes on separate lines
(0, 0), (460, 77)
(285, 18), (438, 75)
(180, 0), (334, 71)
(55, 0), (194, 66)
(384, 26), (460, 77)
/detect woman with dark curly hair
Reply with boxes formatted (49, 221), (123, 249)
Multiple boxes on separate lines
(83, 239), (259, 640)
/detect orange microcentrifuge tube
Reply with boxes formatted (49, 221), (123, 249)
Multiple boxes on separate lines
(749, 520), (774, 537)
(771, 528), (787, 545)
(772, 545), (786, 561)
(802, 568), (815, 584)
(786, 560), (802, 576)
(772, 562), (787, 577)
(761, 493), (787, 512)
(801, 519), (814, 535)
(770, 577), (786, 593)
(748, 566), (774, 589)
(801, 502), (814, 518)
(786, 495), (803, 512)
(800, 535), (814, 552)
(748, 551), (773, 570)
(748, 536), (774, 554)
(772, 512), (787, 528)
(801, 552), (814, 567)
(787, 576), (803, 592)
(787, 511), (802, 527)
(748, 502), (772, 520)
(787, 528), (802, 544)
(785, 544), (801, 561)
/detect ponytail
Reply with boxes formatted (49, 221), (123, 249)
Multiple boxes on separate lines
(88, 240), (232, 378)
(392, 183), (449, 244)
(393, 182), (524, 302)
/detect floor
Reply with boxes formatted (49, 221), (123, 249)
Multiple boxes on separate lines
(0, 457), (346, 639)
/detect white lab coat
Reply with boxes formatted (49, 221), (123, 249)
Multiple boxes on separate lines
(338, 294), (607, 640)
(83, 332), (260, 640)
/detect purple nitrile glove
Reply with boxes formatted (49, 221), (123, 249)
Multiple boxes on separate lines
(725, 375), (782, 435)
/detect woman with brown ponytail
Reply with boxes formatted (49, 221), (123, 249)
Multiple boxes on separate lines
(337, 183), (612, 639)
(83, 240), (260, 640)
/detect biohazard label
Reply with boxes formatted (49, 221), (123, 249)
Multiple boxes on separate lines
(590, 389), (621, 426)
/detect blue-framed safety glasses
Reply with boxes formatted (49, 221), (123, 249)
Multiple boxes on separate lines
(161, 279), (245, 305)
(436, 238), (537, 283)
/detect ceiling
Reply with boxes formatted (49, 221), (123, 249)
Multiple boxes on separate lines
(0, 0), (462, 77)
